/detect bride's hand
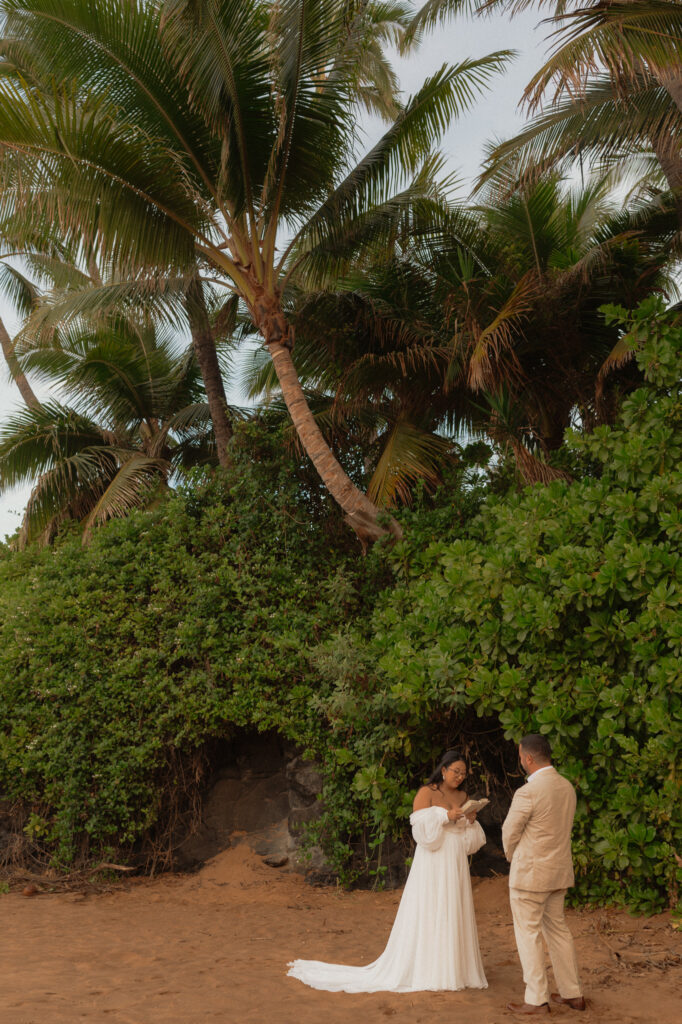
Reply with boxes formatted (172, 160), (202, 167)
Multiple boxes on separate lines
(465, 811), (477, 824)
(447, 807), (466, 821)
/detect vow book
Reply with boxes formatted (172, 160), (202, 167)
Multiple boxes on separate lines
(460, 797), (490, 814)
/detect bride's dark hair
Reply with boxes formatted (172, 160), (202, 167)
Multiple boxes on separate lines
(426, 749), (466, 787)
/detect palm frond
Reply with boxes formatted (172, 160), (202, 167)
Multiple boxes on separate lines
(403, 0), (479, 48)
(0, 401), (108, 490)
(479, 75), (680, 190)
(367, 420), (452, 506)
(239, 343), (281, 401)
(18, 452), (111, 546)
(83, 451), (168, 537)
(288, 53), (514, 263)
(523, 1), (682, 111)
(597, 333), (636, 391)
(0, 259), (39, 316)
(467, 273), (536, 389)
(2, 0), (223, 198)
(0, 77), (204, 274)
(15, 276), (192, 348)
(290, 158), (459, 288)
(161, 0), (276, 221)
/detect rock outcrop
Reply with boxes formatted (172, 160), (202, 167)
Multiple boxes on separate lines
(172, 732), (333, 882)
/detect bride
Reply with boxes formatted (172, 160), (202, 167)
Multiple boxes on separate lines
(287, 749), (487, 993)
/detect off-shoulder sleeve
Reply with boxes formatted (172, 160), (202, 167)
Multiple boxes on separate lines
(409, 806), (449, 851)
(462, 819), (486, 855)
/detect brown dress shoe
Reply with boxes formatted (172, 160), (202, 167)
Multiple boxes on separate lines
(551, 993), (586, 1011)
(506, 1002), (551, 1015)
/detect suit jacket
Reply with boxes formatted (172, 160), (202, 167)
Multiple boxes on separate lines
(502, 765), (576, 892)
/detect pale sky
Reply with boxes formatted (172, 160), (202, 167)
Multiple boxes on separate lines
(0, 8), (546, 541)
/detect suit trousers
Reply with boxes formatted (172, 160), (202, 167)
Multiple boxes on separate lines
(509, 887), (582, 1006)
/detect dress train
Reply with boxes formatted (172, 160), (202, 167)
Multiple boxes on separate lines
(287, 807), (487, 993)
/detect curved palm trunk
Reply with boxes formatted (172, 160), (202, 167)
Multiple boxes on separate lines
(186, 277), (233, 467)
(0, 316), (39, 409)
(258, 301), (401, 547)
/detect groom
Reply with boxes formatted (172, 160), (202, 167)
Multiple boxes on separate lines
(502, 734), (585, 1015)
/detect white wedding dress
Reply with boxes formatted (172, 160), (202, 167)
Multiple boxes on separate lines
(287, 806), (487, 992)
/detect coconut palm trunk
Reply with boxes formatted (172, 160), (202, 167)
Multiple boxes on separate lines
(0, 316), (39, 409)
(247, 281), (401, 542)
(185, 276), (233, 467)
(266, 339), (402, 545)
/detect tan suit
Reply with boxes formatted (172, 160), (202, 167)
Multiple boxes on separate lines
(502, 766), (583, 1006)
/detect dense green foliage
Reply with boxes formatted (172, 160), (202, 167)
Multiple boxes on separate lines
(1, 302), (681, 915)
(0, 426), (387, 865)
(313, 299), (682, 911)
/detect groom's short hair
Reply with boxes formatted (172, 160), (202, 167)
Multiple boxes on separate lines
(520, 734), (552, 763)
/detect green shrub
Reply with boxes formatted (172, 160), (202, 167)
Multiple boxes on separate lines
(0, 423), (384, 865)
(312, 298), (682, 912)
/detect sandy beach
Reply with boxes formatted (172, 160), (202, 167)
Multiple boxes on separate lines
(2, 845), (681, 1024)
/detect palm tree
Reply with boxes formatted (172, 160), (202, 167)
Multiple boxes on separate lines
(0, 0), (511, 546)
(0, 221), (237, 465)
(254, 171), (678, 487)
(1, 2), (414, 469)
(463, 170), (678, 458)
(409, 3), (682, 217)
(0, 319), (219, 545)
